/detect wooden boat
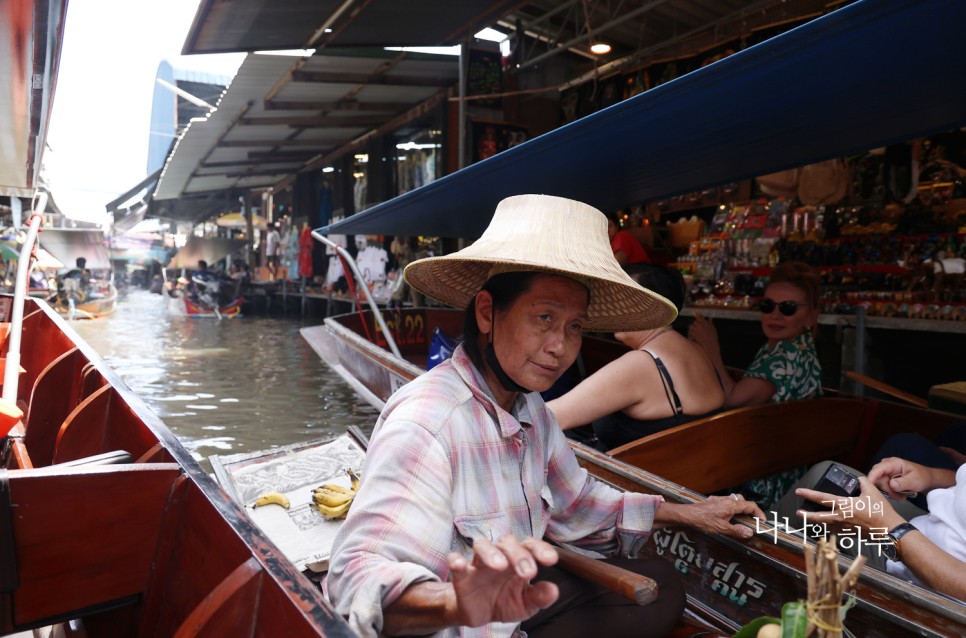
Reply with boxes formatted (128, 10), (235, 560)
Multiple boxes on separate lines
(162, 237), (250, 319)
(298, 3), (966, 630)
(1, 294), (353, 636)
(51, 280), (118, 320)
(301, 303), (966, 636)
(181, 292), (245, 318)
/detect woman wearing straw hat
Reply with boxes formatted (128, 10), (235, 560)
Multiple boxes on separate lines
(326, 195), (764, 638)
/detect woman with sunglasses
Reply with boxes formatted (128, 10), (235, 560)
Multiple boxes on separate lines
(689, 260), (822, 408)
(689, 261), (823, 507)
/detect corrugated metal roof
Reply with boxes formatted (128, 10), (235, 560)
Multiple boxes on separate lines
(154, 50), (458, 203)
(182, 0), (527, 54)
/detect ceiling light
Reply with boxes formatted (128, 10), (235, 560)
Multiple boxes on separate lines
(322, 167), (335, 173)
(590, 42), (612, 55)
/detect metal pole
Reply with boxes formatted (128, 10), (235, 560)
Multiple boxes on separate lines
(458, 41), (467, 171)
(311, 231), (403, 360)
(4, 193), (47, 404)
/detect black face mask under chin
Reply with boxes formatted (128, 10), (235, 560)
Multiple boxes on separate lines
(484, 316), (531, 394)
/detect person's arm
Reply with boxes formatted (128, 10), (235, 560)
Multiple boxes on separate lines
(688, 316), (775, 407)
(383, 537), (559, 635)
(688, 315), (729, 385)
(547, 352), (647, 430)
(610, 233), (634, 266)
(798, 477), (966, 601)
(654, 495), (764, 539)
(724, 377), (777, 408)
(886, 527), (966, 601)
(867, 457), (957, 499)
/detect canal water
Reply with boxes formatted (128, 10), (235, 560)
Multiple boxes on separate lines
(72, 290), (381, 462)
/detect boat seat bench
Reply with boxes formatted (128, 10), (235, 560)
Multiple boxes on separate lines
(606, 398), (872, 495)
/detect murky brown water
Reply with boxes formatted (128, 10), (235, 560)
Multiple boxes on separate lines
(72, 289), (380, 461)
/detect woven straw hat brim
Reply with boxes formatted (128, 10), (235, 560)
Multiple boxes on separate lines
(405, 256), (676, 332)
(403, 194), (677, 332)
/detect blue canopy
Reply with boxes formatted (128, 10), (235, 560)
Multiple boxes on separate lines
(322, 0), (966, 239)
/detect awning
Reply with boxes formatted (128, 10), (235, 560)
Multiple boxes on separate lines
(109, 234), (170, 264)
(166, 237), (249, 269)
(322, 0), (966, 239)
(33, 247), (65, 270)
(107, 169), (163, 234)
(182, 0), (523, 54)
(154, 50), (458, 204)
(39, 229), (112, 271)
(0, 243), (20, 261)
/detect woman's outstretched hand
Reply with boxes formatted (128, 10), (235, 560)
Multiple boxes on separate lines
(449, 536), (560, 627)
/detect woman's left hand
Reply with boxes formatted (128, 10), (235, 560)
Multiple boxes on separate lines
(658, 494), (765, 539)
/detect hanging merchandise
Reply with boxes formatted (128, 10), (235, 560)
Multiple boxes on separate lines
(758, 169), (800, 199)
(798, 159), (850, 205)
(283, 223), (300, 280)
(299, 223), (315, 279)
(353, 175), (367, 213)
(355, 243), (388, 282)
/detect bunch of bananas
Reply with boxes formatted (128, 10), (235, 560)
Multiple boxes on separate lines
(312, 469), (361, 519)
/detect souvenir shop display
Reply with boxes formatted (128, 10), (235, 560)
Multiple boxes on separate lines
(668, 143), (966, 321)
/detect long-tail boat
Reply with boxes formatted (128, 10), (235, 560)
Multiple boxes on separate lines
(301, 301), (966, 636)
(299, 1), (966, 631)
(0, 2), (346, 634)
(1, 296), (355, 636)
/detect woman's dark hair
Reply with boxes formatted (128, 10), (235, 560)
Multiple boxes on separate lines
(461, 271), (590, 369)
(624, 264), (686, 312)
(769, 261), (821, 309)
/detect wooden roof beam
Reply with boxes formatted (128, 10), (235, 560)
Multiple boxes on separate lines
(247, 150), (323, 161)
(219, 139), (338, 148)
(238, 114), (388, 128)
(263, 99), (413, 112)
(274, 85), (455, 191)
(201, 159), (307, 168)
(291, 70), (449, 87)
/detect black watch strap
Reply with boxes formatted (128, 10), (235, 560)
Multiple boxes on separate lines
(887, 523), (918, 561)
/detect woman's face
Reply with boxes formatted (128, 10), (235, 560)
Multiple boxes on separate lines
(482, 274), (588, 396)
(759, 281), (817, 345)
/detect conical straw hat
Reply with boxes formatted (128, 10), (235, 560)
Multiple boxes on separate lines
(404, 194), (676, 332)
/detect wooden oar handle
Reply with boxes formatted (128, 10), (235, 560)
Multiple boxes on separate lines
(842, 371), (928, 408)
(553, 545), (658, 606)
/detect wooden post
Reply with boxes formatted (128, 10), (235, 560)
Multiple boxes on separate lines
(804, 536), (866, 637)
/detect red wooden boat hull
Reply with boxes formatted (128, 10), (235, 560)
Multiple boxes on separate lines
(2, 296), (353, 636)
(183, 296), (245, 318)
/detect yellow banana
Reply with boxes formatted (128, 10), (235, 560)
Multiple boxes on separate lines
(314, 483), (355, 496)
(347, 469), (361, 492)
(313, 488), (354, 508)
(253, 491), (291, 509)
(312, 499), (352, 519)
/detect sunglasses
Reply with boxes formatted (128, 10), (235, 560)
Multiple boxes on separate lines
(758, 298), (801, 317)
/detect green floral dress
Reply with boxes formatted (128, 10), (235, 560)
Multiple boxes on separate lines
(741, 332), (823, 508)
(744, 332), (823, 404)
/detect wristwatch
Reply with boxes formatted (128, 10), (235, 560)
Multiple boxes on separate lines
(883, 523), (918, 561)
